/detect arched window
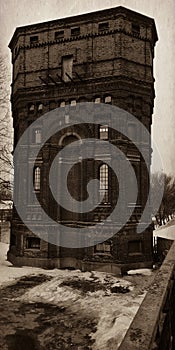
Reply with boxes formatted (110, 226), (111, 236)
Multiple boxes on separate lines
(95, 97), (101, 104)
(38, 103), (43, 111)
(99, 164), (109, 204)
(70, 99), (76, 107)
(28, 104), (35, 113)
(34, 167), (41, 191)
(99, 125), (108, 140)
(105, 96), (112, 104)
(60, 101), (65, 108)
(62, 134), (79, 146)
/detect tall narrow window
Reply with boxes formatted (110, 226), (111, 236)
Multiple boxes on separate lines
(62, 55), (73, 82)
(128, 123), (137, 141)
(100, 125), (108, 140)
(34, 167), (41, 191)
(99, 164), (109, 204)
(34, 129), (41, 144)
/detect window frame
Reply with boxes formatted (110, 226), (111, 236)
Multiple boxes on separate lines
(99, 164), (109, 204)
(30, 35), (39, 44)
(26, 237), (40, 250)
(71, 27), (80, 37)
(98, 22), (109, 32)
(33, 166), (41, 191)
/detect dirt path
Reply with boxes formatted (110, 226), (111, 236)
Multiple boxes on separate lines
(0, 275), (97, 350)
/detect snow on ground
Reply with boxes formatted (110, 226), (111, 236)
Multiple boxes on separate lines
(20, 270), (147, 349)
(0, 242), (154, 349)
(127, 269), (152, 276)
(0, 243), (59, 288)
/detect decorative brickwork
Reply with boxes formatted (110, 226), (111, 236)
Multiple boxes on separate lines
(8, 6), (158, 272)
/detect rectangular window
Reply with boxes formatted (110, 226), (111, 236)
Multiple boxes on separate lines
(132, 24), (140, 35)
(55, 30), (64, 40)
(62, 55), (73, 82)
(128, 240), (142, 255)
(30, 35), (39, 44)
(71, 27), (80, 36)
(95, 243), (111, 254)
(98, 22), (109, 32)
(26, 237), (40, 249)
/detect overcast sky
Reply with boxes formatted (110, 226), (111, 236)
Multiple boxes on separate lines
(0, 0), (175, 174)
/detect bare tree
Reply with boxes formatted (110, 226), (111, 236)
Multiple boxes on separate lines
(151, 172), (175, 226)
(0, 50), (13, 201)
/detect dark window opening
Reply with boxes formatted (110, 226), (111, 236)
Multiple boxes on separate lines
(132, 24), (140, 35)
(55, 30), (64, 40)
(30, 35), (39, 44)
(71, 27), (80, 36)
(128, 240), (142, 255)
(26, 237), (40, 249)
(10, 233), (16, 246)
(98, 22), (109, 32)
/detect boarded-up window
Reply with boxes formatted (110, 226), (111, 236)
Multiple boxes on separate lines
(62, 56), (73, 82)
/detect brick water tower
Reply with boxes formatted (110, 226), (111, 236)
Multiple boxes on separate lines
(8, 6), (158, 273)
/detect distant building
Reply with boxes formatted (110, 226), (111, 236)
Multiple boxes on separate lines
(8, 6), (158, 273)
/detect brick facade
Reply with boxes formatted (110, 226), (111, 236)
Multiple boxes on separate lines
(8, 6), (158, 273)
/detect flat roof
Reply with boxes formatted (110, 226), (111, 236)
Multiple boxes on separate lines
(9, 6), (158, 49)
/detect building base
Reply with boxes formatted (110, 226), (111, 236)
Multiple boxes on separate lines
(7, 251), (153, 275)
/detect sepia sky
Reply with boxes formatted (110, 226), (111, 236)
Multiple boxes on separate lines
(0, 0), (175, 175)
